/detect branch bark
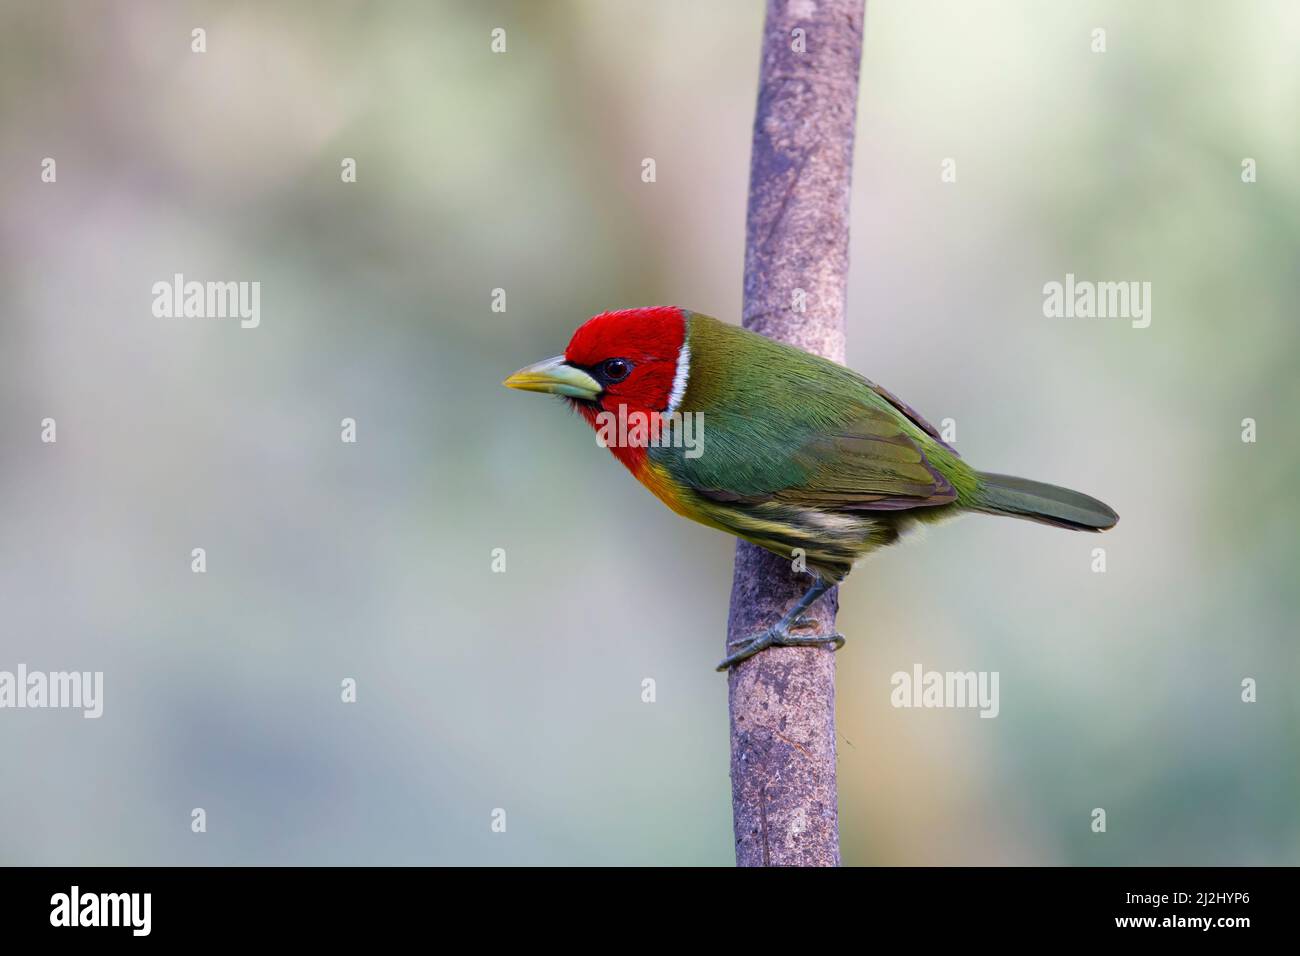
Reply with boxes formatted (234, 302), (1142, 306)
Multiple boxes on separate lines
(727, 0), (866, 868)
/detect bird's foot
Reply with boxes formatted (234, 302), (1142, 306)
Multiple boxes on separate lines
(716, 622), (845, 671)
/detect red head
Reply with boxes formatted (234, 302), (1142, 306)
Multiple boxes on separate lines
(505, 307), (689, 414)
(562, 307), (688, 416)
(504, 306), (692, 469)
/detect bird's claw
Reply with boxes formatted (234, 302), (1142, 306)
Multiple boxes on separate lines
(725, 615), (820, 647)
(717, 625), (845, 671)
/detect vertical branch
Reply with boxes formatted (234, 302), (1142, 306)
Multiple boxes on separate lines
(727, 0), (865, 867)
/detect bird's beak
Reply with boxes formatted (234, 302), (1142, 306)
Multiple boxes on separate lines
(503, 355), (602, 401)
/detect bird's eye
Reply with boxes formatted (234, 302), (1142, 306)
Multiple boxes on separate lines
(601, 358), (631, 382)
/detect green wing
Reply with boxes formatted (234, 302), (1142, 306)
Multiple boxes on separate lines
(654, 314), (970, 511)
(666, 402), (958, 510)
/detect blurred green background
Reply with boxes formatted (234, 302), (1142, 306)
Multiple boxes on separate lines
(1, 0), (1296, 865)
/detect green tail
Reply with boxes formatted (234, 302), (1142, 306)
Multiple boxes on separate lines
(973, 472), (1118, 531)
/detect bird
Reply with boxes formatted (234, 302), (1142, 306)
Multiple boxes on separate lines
(504, 307), (1118, 670)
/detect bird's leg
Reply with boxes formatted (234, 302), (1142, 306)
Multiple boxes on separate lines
(717, 575), (845, 671)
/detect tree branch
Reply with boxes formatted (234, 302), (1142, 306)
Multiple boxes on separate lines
(727, 0), (865, 868)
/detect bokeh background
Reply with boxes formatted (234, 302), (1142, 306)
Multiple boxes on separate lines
(1, 0), (1296, 865)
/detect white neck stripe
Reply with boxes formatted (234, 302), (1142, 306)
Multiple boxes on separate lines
(665, 337), (691, 416)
